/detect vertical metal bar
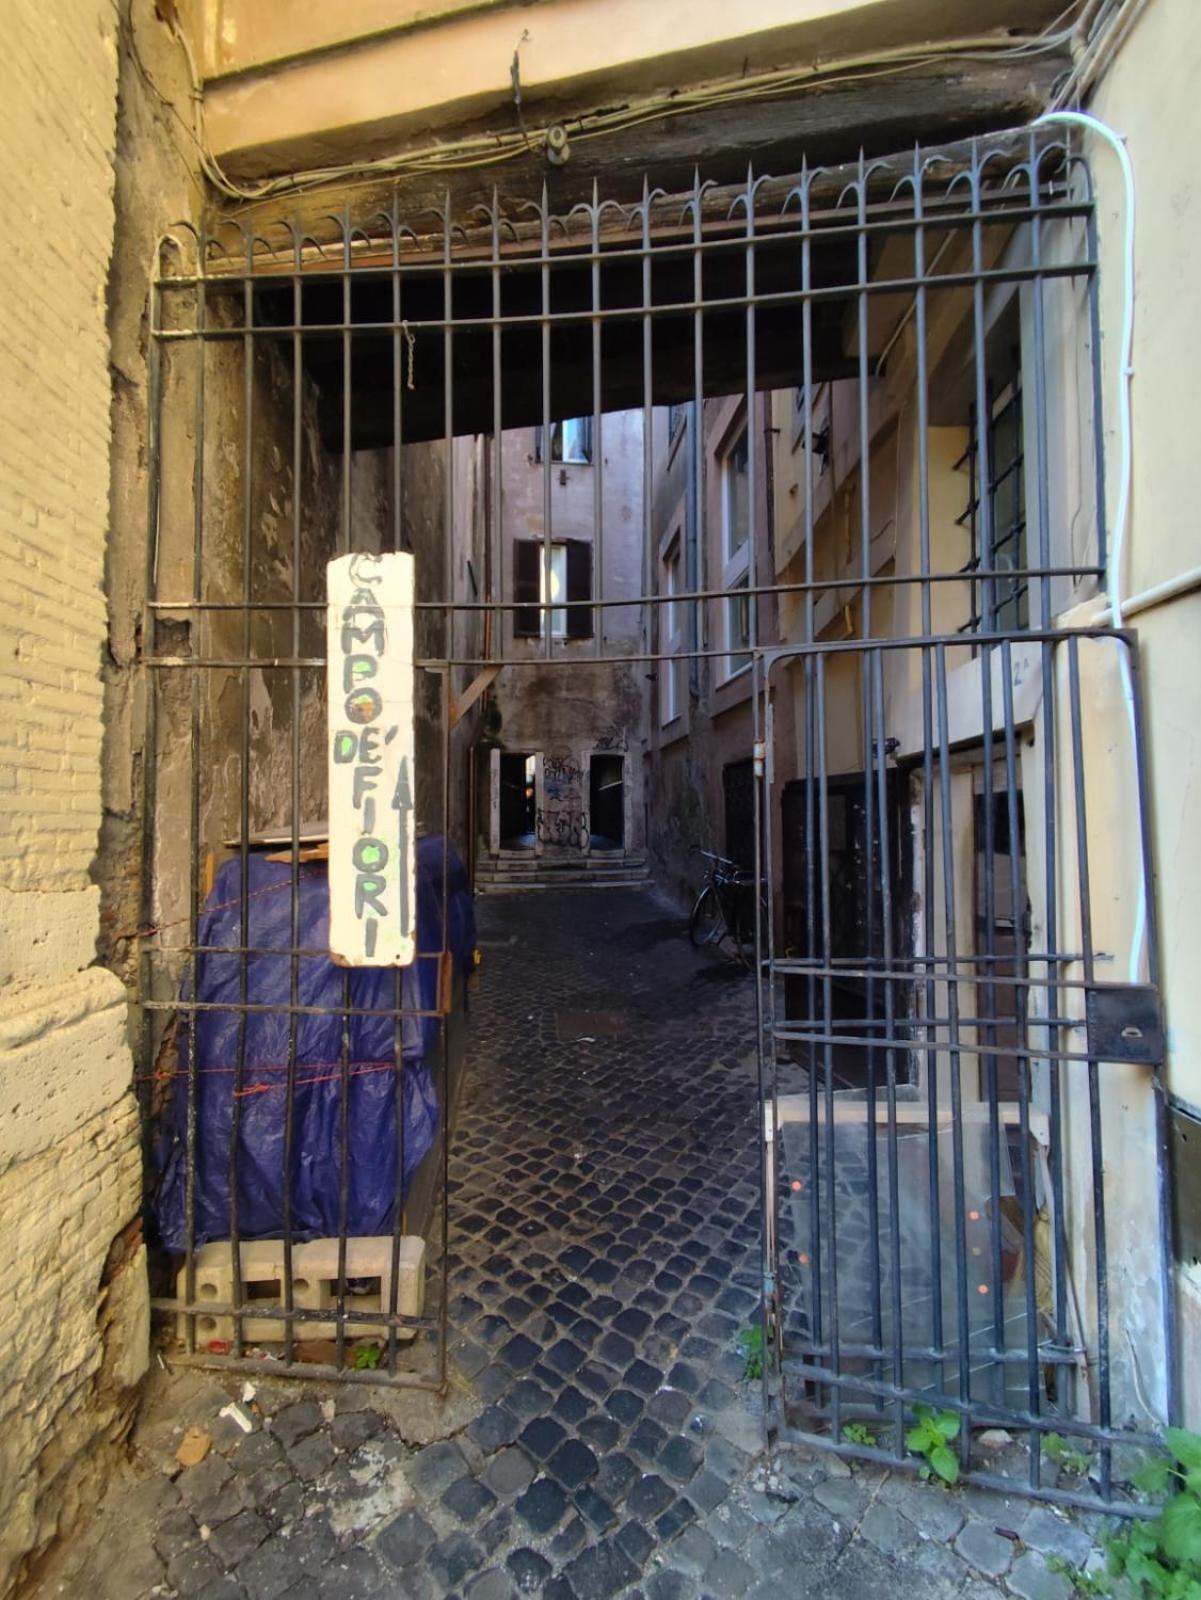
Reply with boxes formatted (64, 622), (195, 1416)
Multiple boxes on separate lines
(229, 237), (256, 1360)
(744, 167), (758, 655)
(592, 181), (603, 659)
(936, 641), (973, 1454)
(816, 652), (841, 1433)
(438, 665), (453, 1390)
(491, 190), (503, 669)
(797, 164), (822, 1385)
(1067, 635), (1111, 1496)
(980, 653), (1006, 1410)
(1001, 635), (1042, 1480)
(444, 193), (455, 667)
(969, 144), (1001, 1413)
(642, 178), (654, 662)
(872, 649), (905, 1451)
(141, 252), (172, 1343)
(541, 185), (553, 664)
(751, 654), (772, 1427)
(854, 155), (883, 1398)
(184, 244), (206, 1358)
(912, 148), (945, 1402)
(691, 169), (705, 673)
(388, 201), (407, 1376)
(335, 211), (354, 1372)
(282, 234), (302, 1370)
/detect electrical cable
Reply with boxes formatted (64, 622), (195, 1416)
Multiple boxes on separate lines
(152, 5), (1088, 206)
(1031, 108), (1144, 985)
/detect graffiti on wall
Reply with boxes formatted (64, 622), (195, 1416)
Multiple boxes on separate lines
(536, 808), (589, 847)
(594, 723), (629, 753)
(539, 752), (587, 847)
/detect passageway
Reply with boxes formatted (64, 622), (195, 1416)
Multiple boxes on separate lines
(32, 885), (1068, 1600)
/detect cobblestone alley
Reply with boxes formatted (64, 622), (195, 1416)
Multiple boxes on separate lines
(30, 888), (1099, 1600)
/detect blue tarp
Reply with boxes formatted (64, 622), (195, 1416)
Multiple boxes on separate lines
(155, 835), (474, 1252)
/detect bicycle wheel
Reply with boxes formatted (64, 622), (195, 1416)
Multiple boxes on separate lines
(732, 888), (769, 965)
(689, 883), (725, 948)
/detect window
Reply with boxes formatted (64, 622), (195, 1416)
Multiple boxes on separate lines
(660, 539), (684, 726)
(725, 577), (751, 677)
(513, 539), (593, 639)
(720, 424), (752, 679)
(722, 426), (750, 562)
(534, 417), (592, 464)
(959, 351), (1028, 638)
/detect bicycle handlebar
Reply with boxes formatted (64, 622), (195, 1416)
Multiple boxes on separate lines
(696, 848), (739, 870)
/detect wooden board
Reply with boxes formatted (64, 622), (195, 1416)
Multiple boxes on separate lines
(327, 552), (417, 966)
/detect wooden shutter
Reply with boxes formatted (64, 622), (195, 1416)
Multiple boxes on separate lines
(513, 541), (541, 636)
(565, 540), (593, 640)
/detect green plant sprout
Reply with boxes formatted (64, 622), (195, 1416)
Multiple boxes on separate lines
(352, 1343), (382, 1370)
(842, 1422), (879, 1449)
(1045, 1431), (1092, 1477)
(736, 1323), (767, 1381)
(1047, 1555), (1110, 1596)
(1103, 1428), (1201, 1597)
(905, 1404), (962, 1485)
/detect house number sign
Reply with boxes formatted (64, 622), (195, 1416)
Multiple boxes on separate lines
(327, 552), (416, 966)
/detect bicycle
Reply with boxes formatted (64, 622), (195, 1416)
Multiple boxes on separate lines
(688, 849), (768, 965)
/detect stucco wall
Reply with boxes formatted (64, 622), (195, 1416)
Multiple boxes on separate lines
(0, 1), (148, 1592)
(1088, 0), (1201, 1426)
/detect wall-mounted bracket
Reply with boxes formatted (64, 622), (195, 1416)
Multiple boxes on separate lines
(1085, 984), (1165, 1066)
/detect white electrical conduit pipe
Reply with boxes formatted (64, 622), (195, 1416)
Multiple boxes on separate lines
(1030, 109), (1144, 983)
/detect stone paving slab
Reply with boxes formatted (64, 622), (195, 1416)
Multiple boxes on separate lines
(27, 890), (1111, 1600)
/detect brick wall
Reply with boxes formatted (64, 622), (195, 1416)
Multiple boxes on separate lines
(0, 2), (149, 1592)
(0, 0), (120, 891)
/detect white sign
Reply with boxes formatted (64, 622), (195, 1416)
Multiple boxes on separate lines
(327, 552), (416, 966)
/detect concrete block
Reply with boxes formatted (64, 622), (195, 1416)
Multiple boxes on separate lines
(291, 1235), (425, 1341)
(178, 1241), (287, 1345)
(176, 1236), (425, 1345)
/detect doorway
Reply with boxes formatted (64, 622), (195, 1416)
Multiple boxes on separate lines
(589, 753), (625, 851)
(499, 752), (538, 849)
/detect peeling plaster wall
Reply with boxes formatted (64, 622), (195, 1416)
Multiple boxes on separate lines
(0, 1), (148, 1592)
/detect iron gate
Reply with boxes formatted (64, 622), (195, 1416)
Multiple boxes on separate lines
(139, 123), (1174, 1498)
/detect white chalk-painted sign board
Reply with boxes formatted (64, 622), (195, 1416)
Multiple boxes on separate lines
(327, 552), (416, 966)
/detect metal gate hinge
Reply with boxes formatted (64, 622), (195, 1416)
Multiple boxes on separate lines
(753, 740), (765, 778)
(1085, 984), (1165, 1066)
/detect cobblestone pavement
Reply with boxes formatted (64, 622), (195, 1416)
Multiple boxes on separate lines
(31, 887), (1101, 1600)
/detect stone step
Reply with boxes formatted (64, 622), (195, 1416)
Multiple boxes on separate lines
(480, 856), (645, 874)
(475, 872), (651, 894)
(478, 869), (647, 883)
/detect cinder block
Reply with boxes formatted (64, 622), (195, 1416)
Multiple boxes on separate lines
(176, 1236), (425, 1346)
(176, 1240), (285, 1345)
(292, 1235), (425, 1341)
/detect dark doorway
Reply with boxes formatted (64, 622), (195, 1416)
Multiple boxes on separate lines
(722, 759), (756, 873)
(500, 752), (537, 849)
(589, 754), (624, 851)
